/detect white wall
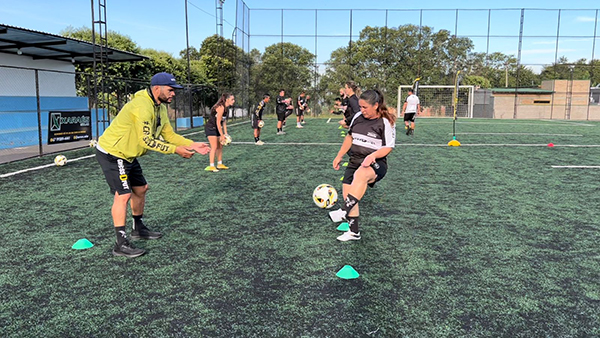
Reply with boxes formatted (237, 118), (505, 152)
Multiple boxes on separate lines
(0, 53), (77, 97)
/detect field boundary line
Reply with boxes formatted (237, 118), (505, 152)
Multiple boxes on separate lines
(552, 165), (600, 169)
(540, 119), (595, 127)
(452, 132), (583, 136)
(1, 154), (95, 178)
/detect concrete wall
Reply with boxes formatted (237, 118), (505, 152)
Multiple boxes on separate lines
(493, 95), (553, 119)
(0, 54), (76, 97)
(493, 80), (596, 120)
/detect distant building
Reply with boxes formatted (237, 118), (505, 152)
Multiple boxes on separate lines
(482, 80), (600, 120)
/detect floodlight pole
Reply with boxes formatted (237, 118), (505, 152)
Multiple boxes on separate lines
(216, 0), (225, 37)
(185, 0), (193, 128)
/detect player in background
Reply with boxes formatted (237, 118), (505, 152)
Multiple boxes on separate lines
(341, 81), (360, 129)
(275, 89), (288, 135)
(401, 88), (421, 136)
(302, 94), (310, 124)
(205, 93), (235, 172)
(95, 72), (210, 258)
(329, 89), (396, 241)
(296, 91), (307, 128)
(252, 93), (270, 145)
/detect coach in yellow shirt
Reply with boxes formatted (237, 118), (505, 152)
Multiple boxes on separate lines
(96, 72), (210, 258)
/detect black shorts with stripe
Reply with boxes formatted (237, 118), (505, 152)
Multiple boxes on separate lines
(404, 112), (416, 122)
(251, 114), (261, 129)
(96, 148), (147, 195)
(342, 159), (387, 187)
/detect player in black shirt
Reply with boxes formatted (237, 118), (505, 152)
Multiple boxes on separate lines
(329, 89), (396, 241)
(341, 81), (360, 129)
(252, 93), (270, 145)
(205, 93), (235, 172)
(275, 89), (292, 135)
(296, 91), (307, 128)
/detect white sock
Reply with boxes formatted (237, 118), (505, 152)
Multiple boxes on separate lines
(217, 161), (222, 165)
(210, 163), (215, 167)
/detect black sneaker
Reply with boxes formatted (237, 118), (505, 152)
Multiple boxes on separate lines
(406, 127), (410, 135)
(113, 240), (146, 258)
(131, 227), (163, 240)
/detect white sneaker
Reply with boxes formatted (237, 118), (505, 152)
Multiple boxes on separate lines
(301, 121), (305, 124)
(255, 140), (264, 145)
(328, 208), (347, 222)
(296, 124), (304, 128)
(337, 230), (361, 242)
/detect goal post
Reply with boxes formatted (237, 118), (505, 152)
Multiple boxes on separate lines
(397, 85), (475, 118)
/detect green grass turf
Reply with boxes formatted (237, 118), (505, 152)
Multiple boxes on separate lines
(1, 117), (600, 336)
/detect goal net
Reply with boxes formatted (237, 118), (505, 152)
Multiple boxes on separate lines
(397, 85), (474, 118)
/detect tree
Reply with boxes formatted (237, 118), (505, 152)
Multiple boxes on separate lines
(540, 57), (596, 85)
(250, 42), (315, 107)
(320, 24), (475, 106)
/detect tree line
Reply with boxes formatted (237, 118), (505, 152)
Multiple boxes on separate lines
(62, 25), (600, 115)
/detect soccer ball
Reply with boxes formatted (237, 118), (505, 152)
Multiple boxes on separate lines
(89, 139), (98, 148)
(221, 134), (232, 146)
(313, 184), (338, 209)
(258, 120), (265, 128)
(54, 155), (67, 166)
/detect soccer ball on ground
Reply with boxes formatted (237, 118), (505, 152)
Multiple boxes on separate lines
(54, 155), (67, 166)
(89, 139), (98, 148)
(313, 184), (338, 209)
(258, 120), (265, 128)
(221, 134), (232, 146)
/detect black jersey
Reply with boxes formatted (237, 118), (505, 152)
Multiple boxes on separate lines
(347, 112), (396, 166)
(254, 100), (266, 120)
(344, 94), (360, 124)
(276, 95), (287, 114)
(297, 95), (307, 111)
(341, 95), (349, 107)
(206, 104), (227, 129)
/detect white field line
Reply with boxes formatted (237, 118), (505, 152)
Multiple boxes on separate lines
(184, 120), (250, 137)
(233, 142), (600, 147)
(5, 140), (600, 178)
(1, 154), (95, 178)
(451, 132), (583, 137)
(1, 122), (252, 178)
(552, 165), (600, 169)
(421, 121), (594, 127)
(540, 119), (596, 127)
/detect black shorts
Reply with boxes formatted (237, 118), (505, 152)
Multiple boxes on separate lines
(251, 115), (260, 129)
(276, 111), (286, 121)
(96, 148), (147, 195)
(204, 121), (221, 137)
(342, 159), (387, 187)
(404, 112), (416, 122)
(296, 109), (305, 117)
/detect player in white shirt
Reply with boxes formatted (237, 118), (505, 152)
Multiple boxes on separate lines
(401, 89), (421, 136)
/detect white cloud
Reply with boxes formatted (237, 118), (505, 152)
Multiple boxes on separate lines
(576, 16), (596, 22)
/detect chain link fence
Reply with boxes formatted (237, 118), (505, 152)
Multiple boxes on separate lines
(0, 65), (219, 163)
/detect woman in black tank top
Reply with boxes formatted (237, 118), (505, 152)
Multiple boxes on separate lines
(204, 93), (235, 172)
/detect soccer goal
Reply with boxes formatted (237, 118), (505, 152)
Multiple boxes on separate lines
(397, 85), (475, 118)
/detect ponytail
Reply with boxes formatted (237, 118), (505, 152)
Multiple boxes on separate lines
(211, 92), (233, 113)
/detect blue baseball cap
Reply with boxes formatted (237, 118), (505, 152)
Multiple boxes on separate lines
(150, 72), (183, 89)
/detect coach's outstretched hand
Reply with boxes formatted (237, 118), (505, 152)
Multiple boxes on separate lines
(189, 142), (210, 155)
(175, 146), (196, 158)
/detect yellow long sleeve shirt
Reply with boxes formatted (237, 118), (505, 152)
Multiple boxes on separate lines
(97, 89), (193, 162)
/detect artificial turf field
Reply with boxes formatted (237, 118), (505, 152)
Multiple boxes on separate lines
(2, 117), (600, 337)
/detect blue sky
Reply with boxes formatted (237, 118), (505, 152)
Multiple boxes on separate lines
(1, 0), (599, 73)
